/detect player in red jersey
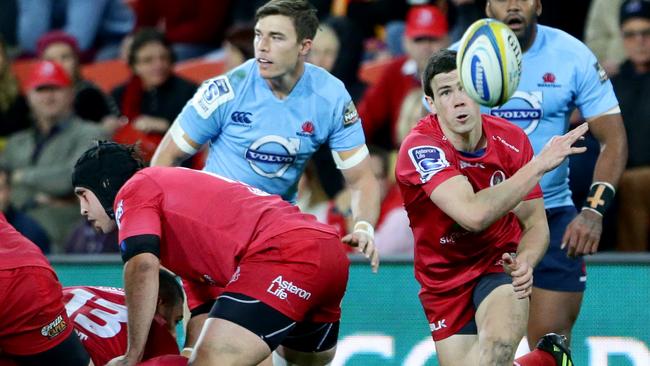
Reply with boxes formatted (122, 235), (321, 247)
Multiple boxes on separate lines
(0, 213), (91, 366)
(71, 142), (349, 366)
(395, 49), (584, 365)
(63, 269), (184, 366)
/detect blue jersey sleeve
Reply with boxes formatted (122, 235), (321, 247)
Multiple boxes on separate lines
(328, 86), (366, 151)
(573, 45), (619, 119)
(177, 75), (235, 145)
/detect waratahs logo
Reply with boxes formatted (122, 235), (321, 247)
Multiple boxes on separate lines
(408, 146), (449, 183)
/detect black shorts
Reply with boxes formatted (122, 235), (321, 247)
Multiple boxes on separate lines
(209, 292), (339, 352)
(457, 272), (512, 335)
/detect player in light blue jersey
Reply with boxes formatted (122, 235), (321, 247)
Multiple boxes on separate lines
(150, 1), (380, 364)
(483, 0), (628, 350)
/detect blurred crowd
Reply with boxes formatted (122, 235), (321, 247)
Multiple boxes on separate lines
(0, 0), (648, 254)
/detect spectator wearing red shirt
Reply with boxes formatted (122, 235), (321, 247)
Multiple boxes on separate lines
(131, 0), (233, 60)
(357, 5), (448, 150)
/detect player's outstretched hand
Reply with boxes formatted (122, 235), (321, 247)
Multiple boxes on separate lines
(562, 208), (602, 257)
(502, 253), (533, 299)
(536, 123), (589, 173)
(342, 231), (379, 273)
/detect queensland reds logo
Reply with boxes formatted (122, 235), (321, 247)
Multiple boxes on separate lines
(542, 73), (556, 83)
(490, 170), (506, 186)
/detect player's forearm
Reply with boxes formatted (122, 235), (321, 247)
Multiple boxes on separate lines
(349, 170), (381, 226)
(469, 161), (545, 231)
(123, 254), (160, 362)
(516, 219), (549, 269)
(591, 133), (627, 188)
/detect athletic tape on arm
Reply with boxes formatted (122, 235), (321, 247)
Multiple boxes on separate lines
(170, 122), (199, 155)
(331, 145), (369, 170)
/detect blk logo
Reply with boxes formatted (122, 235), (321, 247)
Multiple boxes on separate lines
(231, 111), (252, 124)
(429, 319), (447, 332)
(542, 72), (556, 83)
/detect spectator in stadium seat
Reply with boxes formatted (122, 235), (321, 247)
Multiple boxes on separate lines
(396, 49), (579, 366)
(111, 28), (197, 162)
(0, 35), (30, 140)
(37, 30), (122, 131)
(222, 24), (255, 72)
(612, 0), (650, 251)
(0, 60), (107, 251)
(0, 166), (50, 253)
(130, 0), (233, 61)
(17, 0), (134, 61)
(357, 5), (449, 150)
(585, 0), (626, 76)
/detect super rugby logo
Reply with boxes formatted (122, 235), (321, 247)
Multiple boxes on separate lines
(490, 91), (543, 135)
(192, 76), (235, 119)
(267, 275), (311, 301)
(41, 315), (67, 339)
(245, 135), (300, 178)
(115, 199), (124, 229)
(408, 146), (449, 183)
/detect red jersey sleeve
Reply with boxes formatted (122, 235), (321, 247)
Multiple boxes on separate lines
(396, 133), (461, 197)
(115, 172), (164, 243)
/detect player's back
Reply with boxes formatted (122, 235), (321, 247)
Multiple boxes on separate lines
(115, 167), (339, 290)
(63, 286), (179, 366)
(0, 213), (51, 271)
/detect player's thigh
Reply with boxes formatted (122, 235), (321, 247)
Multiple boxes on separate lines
(189, 318), (271, 366)
(475, 283), (528, 347)
(528, 287), (582, 347)
(275, 321), (341, 365)
(434, 334), (479, 366)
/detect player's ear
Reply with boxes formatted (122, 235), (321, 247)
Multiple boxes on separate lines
(299, 38), (312, 56)
(535, 0), (542, 16)
(485, 1), (493, 17)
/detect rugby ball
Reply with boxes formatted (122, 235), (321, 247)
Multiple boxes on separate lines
(457, 19), (522, 107)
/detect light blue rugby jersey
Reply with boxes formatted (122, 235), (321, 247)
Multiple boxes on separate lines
(175, 58), (365, 202)
(452, 25), (619, 208)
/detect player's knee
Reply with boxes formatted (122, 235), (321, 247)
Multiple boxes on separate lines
(481, 338), (517, 364)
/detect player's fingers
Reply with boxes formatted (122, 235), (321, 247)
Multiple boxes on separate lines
(341, 233), (357, 247)
(570, 146), (588, 155)
(370, 247), (380, 273)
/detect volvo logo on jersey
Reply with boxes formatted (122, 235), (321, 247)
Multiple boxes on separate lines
(245, 135), (300, 178)
(490, 90), (543, 135)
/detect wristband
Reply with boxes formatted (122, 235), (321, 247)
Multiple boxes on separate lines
(582, 181), (615, 216)
(353, 220), (375, 239)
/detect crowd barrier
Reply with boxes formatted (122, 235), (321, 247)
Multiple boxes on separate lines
(51, 253), (650, 366)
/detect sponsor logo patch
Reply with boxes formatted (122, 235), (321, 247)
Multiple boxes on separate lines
(41, 315), (67, 339)
(231, 111), (253, 125)
(407, 146), (449, 183)
(115, 200), (124, 229)
(267, 275), (311, 301)
(594, 62), (608, 83)
(343, 101), (359, 126)
(191, 76), (235, 118)
(296, 121), (315, 137)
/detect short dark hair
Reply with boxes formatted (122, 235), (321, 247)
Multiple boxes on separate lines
(158, 269), (184, 306)
(422, 49), (458, 99)
(128, 28), (176, 68)
(255, 0), (319, 41)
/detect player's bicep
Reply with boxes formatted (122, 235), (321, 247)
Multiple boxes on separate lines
(120, 234), (161, 263)
(429, 175), (479, 230)
(179, 75), (233, 145)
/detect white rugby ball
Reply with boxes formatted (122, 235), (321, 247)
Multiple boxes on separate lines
(457, 19), (522, 107)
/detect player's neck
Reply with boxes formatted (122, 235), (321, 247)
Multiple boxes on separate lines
(521, 23), (538, 52)
(266, 61), (305, 99)
(442, 124), (485, 153)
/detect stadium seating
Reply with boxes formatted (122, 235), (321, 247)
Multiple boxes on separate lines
(358, 58), (393, 86)
(174, 58), (225, 85)
(81, 59), (131, 93)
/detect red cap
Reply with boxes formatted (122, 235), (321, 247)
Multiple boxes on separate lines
(36, 30), (80, 58)
(405, 5), (448, 39)
(25, 61), (72, 91)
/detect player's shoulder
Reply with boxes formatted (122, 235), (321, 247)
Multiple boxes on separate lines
(483, 114), (531, 151)
(401, 115), (445, 149)
(538, 25), (594, 60)
(303, 63), (349, 99)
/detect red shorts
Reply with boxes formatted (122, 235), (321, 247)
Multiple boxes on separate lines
(0, 267), (73, 355)
(182, 278), (224, 312)
(419, 269), (508, 341)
